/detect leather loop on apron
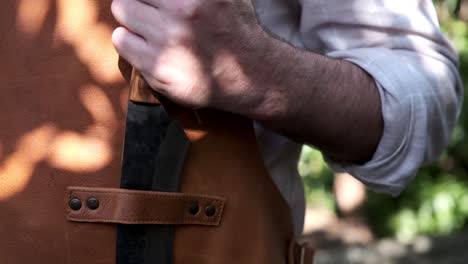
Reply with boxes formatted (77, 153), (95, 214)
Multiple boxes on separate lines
(66, 187), (225, 226)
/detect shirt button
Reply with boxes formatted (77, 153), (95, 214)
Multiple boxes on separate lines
(86, 198), (100, 210)
(69, 198), (82, 211)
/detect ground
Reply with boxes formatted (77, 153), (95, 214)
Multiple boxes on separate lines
(302, 209), (468, 263)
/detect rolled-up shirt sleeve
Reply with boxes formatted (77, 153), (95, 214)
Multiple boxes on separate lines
(299, 0), (463, 195)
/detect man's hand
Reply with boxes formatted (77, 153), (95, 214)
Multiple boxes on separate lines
(111, 0), (261, 108)
(111, 0), (383, 164)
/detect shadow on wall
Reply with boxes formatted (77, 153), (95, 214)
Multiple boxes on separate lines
(0, 0), (127, 200)
(0, 1), (127, 260)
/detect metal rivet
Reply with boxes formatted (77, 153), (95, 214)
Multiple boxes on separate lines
(69, 198), (82, 211)
(86, 198), (100, 210)
(189, 202), (199, 216)
(204, 204), (216, 217)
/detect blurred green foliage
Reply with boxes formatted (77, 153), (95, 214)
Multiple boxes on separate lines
(298, 146), (335, 210)
(299, 1), (468, 242)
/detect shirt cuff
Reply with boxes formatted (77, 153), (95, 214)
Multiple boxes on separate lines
(324, 47), (461, 196)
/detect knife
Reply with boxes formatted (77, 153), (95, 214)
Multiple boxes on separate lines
(116, 69), (189, 264)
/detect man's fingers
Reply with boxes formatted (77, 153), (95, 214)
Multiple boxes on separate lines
(111, 0), (160, 40)
(112, 27), (152, 71)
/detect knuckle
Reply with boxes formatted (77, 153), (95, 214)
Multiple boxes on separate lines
(113, 28), (130, 45)
(111, 28), (124, 49)
(110, 0), (121, 14)
(111, 0), (131, 19)
(111, 0), (124, 21)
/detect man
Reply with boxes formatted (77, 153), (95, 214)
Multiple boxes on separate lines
(111, 0), (462, 236)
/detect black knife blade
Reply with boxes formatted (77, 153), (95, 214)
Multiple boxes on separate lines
(116, 72), (189, 264)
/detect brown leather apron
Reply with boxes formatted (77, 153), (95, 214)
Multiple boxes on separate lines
(0, 1), (313, 263)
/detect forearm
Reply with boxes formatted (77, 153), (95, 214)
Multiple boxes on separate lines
(221, 29), (384, 164)
(110, 0), (383, 163)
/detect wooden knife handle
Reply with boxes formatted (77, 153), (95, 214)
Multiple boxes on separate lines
(129, 69), (160, 104)
(129, 69), (190, 119)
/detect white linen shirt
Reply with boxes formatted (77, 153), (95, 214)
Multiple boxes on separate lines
(253, 0), (463, 236)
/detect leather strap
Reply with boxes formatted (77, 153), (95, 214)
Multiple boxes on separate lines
(289, 240), (315, 264)
(66, 187), (226, 226)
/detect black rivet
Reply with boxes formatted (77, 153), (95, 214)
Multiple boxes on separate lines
(204, 204), (216, 217)
(86, 198), (100, 210)
(189, 202), (199, 215)
(69, 198), (82, 211)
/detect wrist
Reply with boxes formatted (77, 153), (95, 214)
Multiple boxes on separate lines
(232, 28), (295, 122)
(209, 23), (276, 116)
(224, 26), (291, 120)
